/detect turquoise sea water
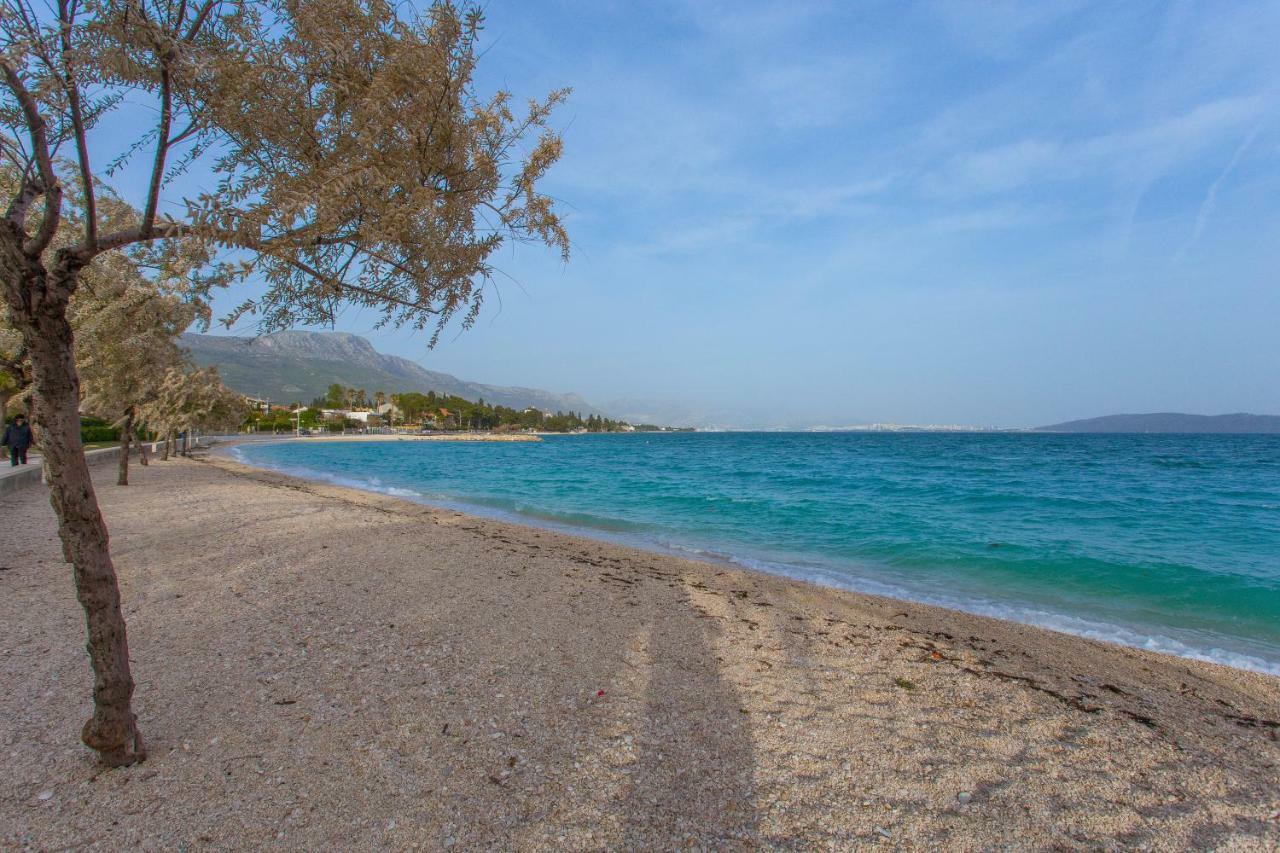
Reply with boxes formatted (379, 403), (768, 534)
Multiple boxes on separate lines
(235, 433), (1280, 674)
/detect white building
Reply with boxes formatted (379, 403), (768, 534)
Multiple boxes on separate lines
(320, 408), (374, 423)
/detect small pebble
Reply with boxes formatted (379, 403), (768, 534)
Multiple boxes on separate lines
(957, 791), (972, 804)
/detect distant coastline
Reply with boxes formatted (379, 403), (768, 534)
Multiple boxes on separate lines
(799, 412), (1280, 434)
(1034, 412), (1280, 434)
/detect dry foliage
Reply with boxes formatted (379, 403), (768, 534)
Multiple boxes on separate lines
(3, 0), (570, 338)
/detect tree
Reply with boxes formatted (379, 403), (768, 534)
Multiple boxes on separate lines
(324, 383), (346, 409)
(1, 0), (569, 765)
(73, 237), (209, 486)
(393, 390), (431, 423)
(141, 365), (245, 457)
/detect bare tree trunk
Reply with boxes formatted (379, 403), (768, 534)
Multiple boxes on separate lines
(117, 411), (132, 486)
(139, 440), (149, 466)
(16, 267), (145, 767)
(161, 431), (171, 461)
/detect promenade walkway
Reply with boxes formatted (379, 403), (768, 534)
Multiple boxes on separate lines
(0, 442), (179, 495)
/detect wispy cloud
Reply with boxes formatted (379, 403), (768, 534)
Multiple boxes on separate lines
(928, 95), (1267, 200)
(1174, 124), (1263, 262)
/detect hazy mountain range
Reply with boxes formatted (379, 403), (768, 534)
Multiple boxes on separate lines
(181, 331), (603, 415)
(181, 331), (1277, 433)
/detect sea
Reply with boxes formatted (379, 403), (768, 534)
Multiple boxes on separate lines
(233, 432), (1280, 675)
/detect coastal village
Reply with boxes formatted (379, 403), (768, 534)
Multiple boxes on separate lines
(241, 385), (662, 435)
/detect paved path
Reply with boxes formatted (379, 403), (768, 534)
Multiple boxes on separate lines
(0, 438), (228, 494)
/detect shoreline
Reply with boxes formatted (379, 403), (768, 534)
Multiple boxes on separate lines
(212, 452), (1277, 693)
(3, 454), (1278, 847)
(222, 438), (1280, 678)
(234, 431), (542, 443)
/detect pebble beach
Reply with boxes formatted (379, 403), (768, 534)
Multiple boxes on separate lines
(1, 453), (1278, 849)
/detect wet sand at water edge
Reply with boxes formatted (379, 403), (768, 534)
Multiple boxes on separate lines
(1, 453), (1278, 849)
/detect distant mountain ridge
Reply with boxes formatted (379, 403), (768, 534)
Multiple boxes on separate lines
(181, 331), (602, 415)
(1036, 413), (1280, 434)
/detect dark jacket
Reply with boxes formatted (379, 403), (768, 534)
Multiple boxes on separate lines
(2, 421), (33, 449)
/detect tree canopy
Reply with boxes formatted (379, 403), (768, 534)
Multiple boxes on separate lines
(3, 0), (569, 336)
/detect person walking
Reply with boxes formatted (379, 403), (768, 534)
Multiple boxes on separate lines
(2, 413), (33, 466)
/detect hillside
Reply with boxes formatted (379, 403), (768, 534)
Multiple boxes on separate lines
(181, 331), (602, 414)
(1036, 413), (1280, 433)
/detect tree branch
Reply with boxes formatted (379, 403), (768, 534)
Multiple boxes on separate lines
(276, 254), (441, 319)
(142, 66), (172, 237)
(59, 0), (97, 249)
(183, 0), (217, 42)
(5, 176), (44, 231)
(0, 56), (61, 254)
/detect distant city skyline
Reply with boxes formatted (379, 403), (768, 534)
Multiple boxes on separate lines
(107, 1), (1280, 428)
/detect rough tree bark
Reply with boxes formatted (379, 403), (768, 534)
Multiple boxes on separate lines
(161, 432), (171, 461)
(117, 410), (132, 486)
(5, 258), (145, 767)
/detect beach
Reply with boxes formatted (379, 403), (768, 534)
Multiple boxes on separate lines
(2, 454), (1278, 849)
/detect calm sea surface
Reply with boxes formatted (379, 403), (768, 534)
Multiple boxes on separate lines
(236, 433), (1280, 674)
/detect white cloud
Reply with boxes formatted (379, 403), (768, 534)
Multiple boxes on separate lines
(927, 94), (1268, 199)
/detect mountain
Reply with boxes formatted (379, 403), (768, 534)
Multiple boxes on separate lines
(1035, 413), (1280, 434)
(181, 331), (603, 414)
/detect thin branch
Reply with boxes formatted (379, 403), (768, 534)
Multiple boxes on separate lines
(168, 118), (201, 146)
(279, 254), (440, 318)
(183, 0), (217, 42)
(142, 66), (172, 237)
(60, 0), (97, 248)
(0, 56), (61, 254)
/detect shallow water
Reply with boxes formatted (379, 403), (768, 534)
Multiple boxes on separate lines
(236, 432), (1280, 674)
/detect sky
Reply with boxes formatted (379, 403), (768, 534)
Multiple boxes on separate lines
(132, 1), (1280, 427)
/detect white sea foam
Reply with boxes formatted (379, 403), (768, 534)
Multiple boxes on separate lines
(234, 452), (426, 502)
(713, 553), (1280, 676)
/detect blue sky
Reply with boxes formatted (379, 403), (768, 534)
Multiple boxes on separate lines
(174, 1), (1280, 427)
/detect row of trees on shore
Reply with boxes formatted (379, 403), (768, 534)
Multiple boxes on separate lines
(241, 383), (658, 432)
(238, 383), (673, 433)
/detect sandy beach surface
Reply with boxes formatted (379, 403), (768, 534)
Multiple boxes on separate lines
(2, 453), (1278, 850)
